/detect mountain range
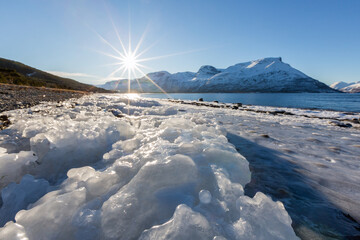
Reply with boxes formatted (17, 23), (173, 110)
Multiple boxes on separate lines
(330, 81), (360, 93)
(99, 57), (337, 93)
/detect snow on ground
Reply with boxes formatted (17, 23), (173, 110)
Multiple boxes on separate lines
(0, 94), (359, 239)
(0, 94), (298, 240)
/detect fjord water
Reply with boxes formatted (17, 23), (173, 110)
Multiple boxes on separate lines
(142, 93), (360, 112)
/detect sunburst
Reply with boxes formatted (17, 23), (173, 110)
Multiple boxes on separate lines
(92, 21), (170, 97)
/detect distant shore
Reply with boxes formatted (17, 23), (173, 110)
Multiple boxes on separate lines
(0, 83), (88, 113)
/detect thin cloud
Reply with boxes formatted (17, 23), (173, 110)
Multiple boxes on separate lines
(46, 71), (98, 79)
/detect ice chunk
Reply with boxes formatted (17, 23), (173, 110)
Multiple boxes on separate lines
(30, 133), (50, 163)
(72, 209), (100, 240)
(160, 117), (196, 129)
(0, 151), (37, 189)
(203, 147), (250, 186)
(233, 192), (299, 239)
(139, 204), (213, 240)
(160, 127), (181, 142)
(213, 236), (227, 240)
(0, 175), (49, 226)
(0, 222), (29, 240)
(67, 166), (96, 182)
(14, 187), (87, 239)
(101, 154), (198, 239)
(199, 189), (212, 204)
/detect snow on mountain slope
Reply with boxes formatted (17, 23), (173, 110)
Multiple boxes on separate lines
(330, 81), (360, 93)
(340, 82), (360, 93)
(99, 79), (127, 90)
(99, 57), (336, 93)
(199, 58), (322, 92)
(330, 81), (353, 90)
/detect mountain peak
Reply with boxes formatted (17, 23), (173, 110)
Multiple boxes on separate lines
(330, 81), (352, 90)
(245, 57), (282, 68)
(330, 81), (360, 93)
(257, 57), (282, 62)
(197, 65), (220, 76)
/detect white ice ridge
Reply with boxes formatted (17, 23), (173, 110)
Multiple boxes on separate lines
(0, 94), (299, 239)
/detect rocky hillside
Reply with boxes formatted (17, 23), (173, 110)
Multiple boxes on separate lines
(0, 57), (108, 92)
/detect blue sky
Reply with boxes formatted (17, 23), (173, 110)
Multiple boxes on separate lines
(1, 0), (359, 85)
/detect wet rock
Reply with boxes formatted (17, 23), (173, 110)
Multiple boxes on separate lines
(350, 118), (360, 124)
(260, 134), (270, 138)
(267, 111), (277, 115)
(0, 115), (11, 130)
(328, 146), (341, 152)
(198, 98), (203, 102)
(274, 110), (286, 114)
(109, 109), (124, 118)
(283, 112), (295, 115)
(329, 121), (352, 128)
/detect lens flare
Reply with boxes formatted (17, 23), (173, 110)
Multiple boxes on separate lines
(89, 9), (208, 97)
(122, 53), (137, 71)
(94, 30), (174, 102)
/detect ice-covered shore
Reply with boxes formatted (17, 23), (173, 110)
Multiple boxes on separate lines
(0, 94), (359, 239)
(0, 94), (299, 240)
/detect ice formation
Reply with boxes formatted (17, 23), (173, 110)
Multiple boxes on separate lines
(0, 95), (301, 239)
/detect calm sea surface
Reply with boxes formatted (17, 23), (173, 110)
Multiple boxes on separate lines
(141, 93), (360, 112)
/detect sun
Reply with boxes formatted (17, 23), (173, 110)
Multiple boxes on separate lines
(121, 52), (138, 71)
(92, 20), (178, 97)
(93, 15), (204, 96)
(94, 29), (170, 96)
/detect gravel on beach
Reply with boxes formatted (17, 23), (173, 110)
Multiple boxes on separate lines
(0, 84), (88, 113)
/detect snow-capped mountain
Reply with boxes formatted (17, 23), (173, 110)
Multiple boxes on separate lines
(330, 81), (352, 90)
(98, 57), (336, 93)
(330, 81), (360, 93)
(341, 83), (360, 93)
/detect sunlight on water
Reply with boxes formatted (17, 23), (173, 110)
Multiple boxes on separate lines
(124, 93), (140, 100)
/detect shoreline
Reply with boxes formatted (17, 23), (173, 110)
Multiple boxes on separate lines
(166, 98), (360, 128)
(0, 83), (88, 113)
(140, 92), (360, 113)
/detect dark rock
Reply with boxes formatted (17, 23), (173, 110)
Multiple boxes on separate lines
(274, 110), (286, 114)
(350, 118), (360, 124)
(0, 115), (11, 130)
(267, 111), (277, 115)
(236, 103), (242, 107)
(198, 98), (204, 102)
(0, 115), (8, 121)
(329, 121), (352, 128)
(283, 112), (295, 115)
(213, 101), (219, 103)
(260, 134), (270, 138)
(109, 109), (123, 118)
